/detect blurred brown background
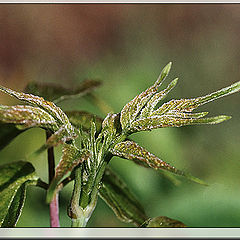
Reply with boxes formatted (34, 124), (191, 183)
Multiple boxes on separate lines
(0, 4), (240, 227)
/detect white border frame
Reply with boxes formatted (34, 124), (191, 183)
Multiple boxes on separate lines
(1, 1), (240, 239)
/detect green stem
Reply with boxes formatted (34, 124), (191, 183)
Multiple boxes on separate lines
(90, 160), (108, 202)
(71, 216), (88, 227)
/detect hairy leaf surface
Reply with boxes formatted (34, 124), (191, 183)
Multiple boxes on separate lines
(47, 144), (90, 203)
(0, 105), (58, 131)
(119, 63), (240, 134)
(0, 85), (78, 148)
(99, 167), (148, 226)
(111, 140), (207, 185)
(120, 62), (172, 131)
(0, 161), (38, 227)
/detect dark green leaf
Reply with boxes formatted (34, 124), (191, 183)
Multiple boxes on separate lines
(99, 167), (148, 226)
(65, 110), (103, 133)
(46, 144), (90, 203)
(111, 140), (207, 185)
(145, 216), (186, 228)
(24, 79), (101, 103)
(2, 181), (28, 227)
(0, 124), (25, 150)
(0, 161), (38, 227)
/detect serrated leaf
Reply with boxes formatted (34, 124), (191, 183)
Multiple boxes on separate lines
(130, 80), (240, 133)
(0, 105), (58, 131)
(65, 111), (103, 133)
(145, 216), (186, 228)
(119, 62), (240, 134)
(46, 144), (90, 203)
(120, 62), (172, 131)
(0, 161), (38, 227)
(129, 115), (231, 132)
(99, 167), (148, 226)
(24, 79), (101, 104)
(0, 85), (75, 135)
(0, 124), (25, 150)
(111, 140), (207, 185)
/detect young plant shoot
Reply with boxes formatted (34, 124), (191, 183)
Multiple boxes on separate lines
(0, 62), (240, 227)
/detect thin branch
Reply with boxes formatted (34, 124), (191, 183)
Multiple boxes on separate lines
(46, 131), (55, 183)
(46, 130), (60, 227)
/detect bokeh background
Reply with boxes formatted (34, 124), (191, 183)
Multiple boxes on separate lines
(0, 4), (240, 227)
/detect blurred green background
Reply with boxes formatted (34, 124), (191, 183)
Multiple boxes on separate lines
(0, 4), (240, 227)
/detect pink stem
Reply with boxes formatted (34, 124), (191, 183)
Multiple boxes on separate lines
(50, 193), (60, 227)
(46, 131), (60, 227)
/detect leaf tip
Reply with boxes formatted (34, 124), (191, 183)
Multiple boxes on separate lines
(162, 62), (172, 76)
(184, 173), (209, 186)
(155, 62), (173, 86)
(213, 115), (232, 124)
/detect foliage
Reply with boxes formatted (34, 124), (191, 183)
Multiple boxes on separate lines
(0, 62), (240, 227)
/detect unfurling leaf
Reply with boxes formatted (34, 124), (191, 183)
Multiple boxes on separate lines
(24, 79), (101, 104)
(0, 161), (38, 227)
(0, 105), (58, 131)
(65, 111), (103, 133)
(120, 62), (172, 131)
(119, 62), (240, 134)
(0, 85), (78, 148)
(144, 216), (186, 228)
(99, 167), (148, 226)
(46, 144), (90, 203)
(111, 140), (207, 185)
(102, 113), (121, 137)
(129, 115), (231, 133)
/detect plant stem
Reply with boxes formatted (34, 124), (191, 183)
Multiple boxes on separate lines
(49, 192), (60, 227)
(46, 131), (60, 228)
(71, 216), (88, 227)
(47, 131), (55, 182)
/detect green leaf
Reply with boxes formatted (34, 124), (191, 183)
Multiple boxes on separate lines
(65, 111), (103, 133)
(2, 181), (28, 227)
(120, 62), (172, 131)
(0, 161), (38, 227)
(0, 124), (25, 150)
(0, 85), (78, 147)
(102, 113), (121, 137)
(119, 62), (240, 134)
(140, 77), (178, 118)
(130, 115), (231, 133)
(99, 167), (148, 226)
(46, 144), (90, 203)
(0, 105), (58, 131)
(24, 79), (101, 103)
(111, 140), (207, 185)
(144, 216), (186, 228)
